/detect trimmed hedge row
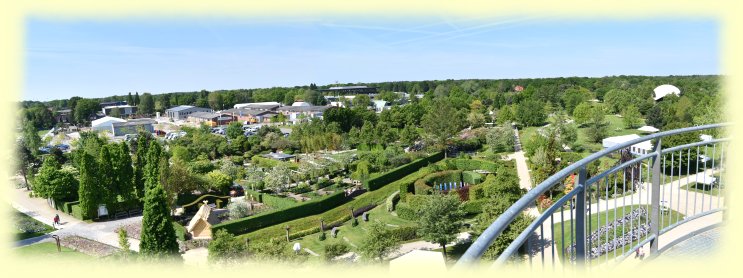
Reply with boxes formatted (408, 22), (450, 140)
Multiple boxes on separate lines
(70, 204), (87, 220)
(461, 199), (488, 215)
(447, 158), (502, 172)
(389, 225), (418, 241)
(241, 159), (437, 242)
(181, 194), (231, 214)
(212, 191), (347, 235)
(414, 170), (463, 190)
(244, 189), (298, 210)
(62, 200), (79, 214)
(386, 190), (400, 212)
(251, 156), (299, 170)
(364, 151), (445, 191)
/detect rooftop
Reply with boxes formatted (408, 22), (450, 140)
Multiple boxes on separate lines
(277, 105), (330, 112)
(166, 105), (195, 112)
(111, 119), (156, 127)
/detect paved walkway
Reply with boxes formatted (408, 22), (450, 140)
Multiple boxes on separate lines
(506, 126), (556, 269)
(387, 232), (470, 259)
(11, 178), (143, 252)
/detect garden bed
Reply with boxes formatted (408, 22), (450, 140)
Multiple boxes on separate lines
(60, 235), (119, 257)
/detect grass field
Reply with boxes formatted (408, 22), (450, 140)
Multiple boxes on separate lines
(14, 210), (56, 240)
(15, 242), (91, 260)
(287, 205), (417, 262)
(552, 205), (683, 263)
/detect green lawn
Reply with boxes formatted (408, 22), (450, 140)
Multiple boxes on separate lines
(14, 210), (56, 240)
(287, 205), (418, 262)
(552, 205), (683, 263)
(38, 129), (51, 137)
(15, 242), (91, 260)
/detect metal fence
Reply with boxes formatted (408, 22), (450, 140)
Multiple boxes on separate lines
(455, 123), (729, 270)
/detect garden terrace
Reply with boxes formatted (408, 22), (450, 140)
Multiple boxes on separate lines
(236, 152), (445, 242)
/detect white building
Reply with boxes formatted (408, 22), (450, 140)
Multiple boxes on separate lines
(372, 100), (391, 112)
(602, 134), (653, 155)
(91, 116), (126, 132)
(291, 101), (312, 107)
(233, 102), (281, 109)
(653, 84), (681, 101)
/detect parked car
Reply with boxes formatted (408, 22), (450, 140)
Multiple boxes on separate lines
(154, 130), (167, 136)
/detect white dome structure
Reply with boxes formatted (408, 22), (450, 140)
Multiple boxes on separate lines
(653, 84), (681, 101)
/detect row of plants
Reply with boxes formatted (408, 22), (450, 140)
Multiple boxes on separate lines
(212, 191), (347, 235)
(243, 188), (298, 210)
(239, 157), (440, 242)
(363, 151), (445, 191)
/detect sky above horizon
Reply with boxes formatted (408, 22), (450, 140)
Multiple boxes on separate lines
(24, 16), (718, 101)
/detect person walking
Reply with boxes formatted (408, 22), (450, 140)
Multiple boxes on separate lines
(54, 214), (60, 226)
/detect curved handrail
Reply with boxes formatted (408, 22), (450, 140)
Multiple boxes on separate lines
(455, 123), (730, 267)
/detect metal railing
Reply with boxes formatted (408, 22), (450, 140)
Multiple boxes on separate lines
(455, 123), (729, 269)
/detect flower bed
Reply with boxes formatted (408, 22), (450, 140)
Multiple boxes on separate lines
(117, 223), (143, 240)
(60, 235), (119, 257)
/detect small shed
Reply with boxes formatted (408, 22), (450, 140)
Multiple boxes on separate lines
(186, 201), (221, 239)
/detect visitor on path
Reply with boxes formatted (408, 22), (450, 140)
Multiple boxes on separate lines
(54, 214), (60, 226)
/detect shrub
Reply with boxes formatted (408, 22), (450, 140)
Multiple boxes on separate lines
(396, 203), (417, 221)
(318, 232), (326, 241)
(386, 191), (400, 212)
(364, 151), (445, 191)
(461, 199), (487, 215)
(212, 191), (346, 235)
(351, 217), (359, 227)
(70, 204), (88, 220)
(323, 242), (350, 261)
(389, 225), (418, 241)
(462, 171), (483, 184)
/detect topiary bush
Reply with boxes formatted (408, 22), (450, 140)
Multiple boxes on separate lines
(318, 232), (326, 241)
(351, 217), (358, 227)
(386, 191), (400, 212)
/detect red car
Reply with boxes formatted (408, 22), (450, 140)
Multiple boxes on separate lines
(154, 130), (167, 136)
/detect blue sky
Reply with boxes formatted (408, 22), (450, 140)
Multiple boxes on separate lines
(24, 16), (718, 101)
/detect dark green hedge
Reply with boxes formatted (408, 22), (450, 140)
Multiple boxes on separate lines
(448, 158), (502, 172)
(180, 194), (231, 214)
(396, 203), (417, 221)
(461, 199), (488, 215)
(389, 225), (418, 241)
(364, 151), (444, 191)
(213, 191), (347, 235)
(244, 189), (298, 210)
(63, 201), (79, 214)
(414, 170), (463, 190)
(70, 204), (87, 220)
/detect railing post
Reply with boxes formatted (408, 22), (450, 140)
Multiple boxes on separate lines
(575, 166), (587, 266)
(650, 138), (662, 255)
